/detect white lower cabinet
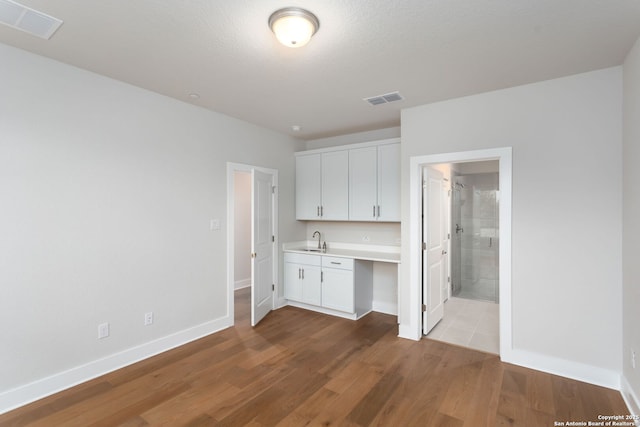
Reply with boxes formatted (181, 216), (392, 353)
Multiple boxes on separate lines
(284, 253), (321, 306)
(285, 253), (372, 319)
(321, 257), (354, 313)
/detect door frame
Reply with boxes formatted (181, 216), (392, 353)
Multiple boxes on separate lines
(226, 162), (279, 325)
(408, 147), (512, 359)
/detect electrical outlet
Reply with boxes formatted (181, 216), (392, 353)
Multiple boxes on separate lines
(144, 312), (153, 326)
(98, 322), (109, 339)
(632, 349), (637, 369)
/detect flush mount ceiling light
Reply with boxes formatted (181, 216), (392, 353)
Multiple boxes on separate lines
(268, 7), (319, 48)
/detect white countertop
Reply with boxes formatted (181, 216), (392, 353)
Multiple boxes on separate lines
(283, 241), (400, 264)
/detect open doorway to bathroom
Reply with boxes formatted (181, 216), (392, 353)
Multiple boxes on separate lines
(451, 161), (499, 303)
(425, 160), (500, 354)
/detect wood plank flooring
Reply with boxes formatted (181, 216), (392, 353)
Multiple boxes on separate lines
(1, 288), (630, 426)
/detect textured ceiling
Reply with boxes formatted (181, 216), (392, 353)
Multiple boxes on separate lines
(1, 0), (639, 140)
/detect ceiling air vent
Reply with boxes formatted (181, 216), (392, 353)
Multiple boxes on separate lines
(0, 0), (63, 40)
(364, 91), (404, 106)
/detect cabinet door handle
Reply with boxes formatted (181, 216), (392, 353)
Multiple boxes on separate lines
(317, 206), (320, 217)
(320, 206), (324, 217)
(321, 271), (323, 282)
(373, 205), (376, 217)
(298, 268), (301, 279)
(302, 268), (304, 280)
(330, 261), (341, 265)
(377, 205), (380, 217)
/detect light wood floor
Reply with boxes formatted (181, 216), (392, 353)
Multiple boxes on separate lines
(1, 288), (629, 426)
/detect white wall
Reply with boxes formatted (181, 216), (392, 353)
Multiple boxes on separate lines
(304, 221), (400, 246)
(0, 43), (304, 411)
(623, 36), (640, 414)
(233, 171), (252, 289)
(401, 68), (623, 385)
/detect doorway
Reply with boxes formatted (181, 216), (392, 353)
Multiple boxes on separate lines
(451, 162), (499, 303)
(226, 163), (279, 328)
(408, 147), (512, 359)
(424, 161), (500, 353)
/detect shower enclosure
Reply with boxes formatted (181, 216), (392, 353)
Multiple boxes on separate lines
(451, 172), (499, 303)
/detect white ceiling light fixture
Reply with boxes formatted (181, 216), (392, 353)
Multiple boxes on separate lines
(268, 7), (319, 48)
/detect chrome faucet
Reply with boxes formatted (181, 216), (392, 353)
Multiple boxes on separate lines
(312, 230), (321, 249)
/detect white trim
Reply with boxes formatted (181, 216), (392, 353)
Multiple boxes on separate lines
(405, 147), (513, 360)
(226, 162), (279, 327)
(372, 301), (398, 316)
(508, 349), (620, 390)
(234, 278), (251, 290)
(622, 376), (640, 416)
(294, 137), (400, 156)
(0, 315), (232, 414)
(286, 301), (370, 320)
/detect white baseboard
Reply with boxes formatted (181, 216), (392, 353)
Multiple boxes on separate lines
(622, 375), (640, 416)
(0, 315), (233, 415)
(234, 278), (251, 290)
(273, 296), (288, 310)
(398, 323), (421, 341)
(372, 301), (398, 316)
(503, 348), (621, 390)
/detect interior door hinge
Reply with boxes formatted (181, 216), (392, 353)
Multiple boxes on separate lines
(448, 276), (451, 283)
(251, 252), (256, 259)
(272, 284), (275, 291)
(272, 186), (276, 194)
(422, 242), (426, 251)
(422, 304), (426, 312)
(272, 235), (275, 242)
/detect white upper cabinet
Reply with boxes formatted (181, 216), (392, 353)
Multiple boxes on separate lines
(296, 139), (399, 222)
(376, 143), (400, 221)
(349, 146), (378, 220)
(349, 143), (400, 222)
(295, 151), (349, 220)
(320, 150), (349, 220)
(295, 154), (322, 220)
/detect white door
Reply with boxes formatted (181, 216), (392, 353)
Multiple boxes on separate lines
(423, 167), (445, 334)
(251, 169), (274, 326)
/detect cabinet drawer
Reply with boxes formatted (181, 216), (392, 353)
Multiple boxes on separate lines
(322, 256), (353, 270)
(285, 252), (321, 266)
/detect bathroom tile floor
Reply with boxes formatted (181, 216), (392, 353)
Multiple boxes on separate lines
(426, 296), (500, 354)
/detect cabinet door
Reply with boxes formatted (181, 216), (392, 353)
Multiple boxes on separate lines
(284, 262), (303, 302)
(322, 268), (354, 313)
(349, 146), (378, 221)
(302, 265), (322, 306)
(321, 151), (349, 220)
(296, 154), (321, 220)
(377, 143), (400, 222)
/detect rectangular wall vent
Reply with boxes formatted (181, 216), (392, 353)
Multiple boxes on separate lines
(0, 0), (63, 40)
(363, 91), (404, 106)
